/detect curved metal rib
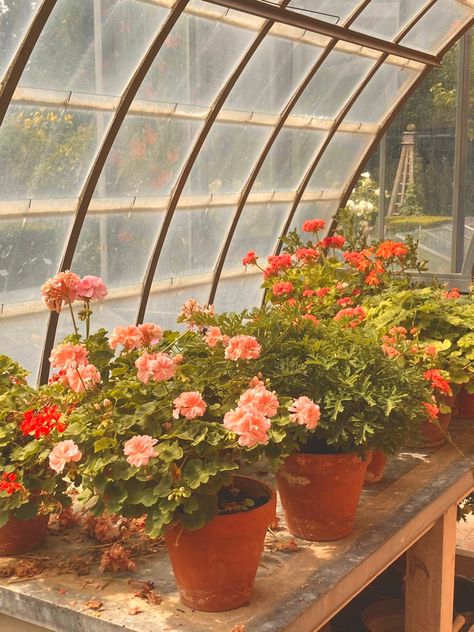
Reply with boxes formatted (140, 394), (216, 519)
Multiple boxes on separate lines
(0, 0), (58, 127)
(208, 0), (374, 304)
(135, 0), (292, 324)
(272, 0), (441, 257)
(38, 0), (189, 384)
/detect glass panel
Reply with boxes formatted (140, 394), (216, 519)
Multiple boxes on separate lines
(254, 128), (326, 191)
(291, 200), (339, 236)
(351, 0), (427, 40)
(183, 123), (272, 195)
(0, 105), (112, 199)
(292, 51), (374, 120)
(20, 0), (169, 96)
(54, 295), (141, 350)
(72, 211), (166, 289)
(1, 312), (50, 383)
(0, 0), (38, 82)
(145, 283), (212, 330)
(0, 215), (72, 305)
(307, 131), (373, 191)
(225, 32), (323, 115)
(377, 45), (458, 273)
(345, 64), (419, 125)
(465, 68), (474, 272)
(99, 115), (202, 197)
(213, 274), (263, 313)
(137, 11), (254, 108)
(287, 0), (362, 25)
(154, 206), (233, 282)
(402, 0), (473, 54)
(223, 203), (290, 269)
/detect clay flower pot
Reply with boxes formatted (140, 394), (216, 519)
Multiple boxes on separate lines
(0, 514), (49, 556)
(456, 386), (474, 418)
(276, 451), (370, 542)
(165, 476), (276, 612)
(420, 394), (455, 448)
(364, 449), (387, 484)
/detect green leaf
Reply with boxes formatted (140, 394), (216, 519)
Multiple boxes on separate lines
(94, 437), (118, 453)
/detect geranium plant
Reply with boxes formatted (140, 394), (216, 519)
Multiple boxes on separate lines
(40, 274), (276, 538)
(187, 305), (437, 461)
(0, 355), (74, 527)
(243, 217), (426, 323)
(368, 284), (474, 392)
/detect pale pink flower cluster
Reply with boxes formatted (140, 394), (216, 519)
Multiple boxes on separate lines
(109, 323), (163, 351)
(50, 342), (89, 370)
(223, 408), (271, 448)
(135, 352), (177, 384)
(76, 275), (108, 302)
(123, 435), (158, 467)
(60, 363), (102, 393)
(41, 271), (107, 313)
(41, 270), (81, 312)
(179, 299), (215, 328)
(288, 396), (321, 430)
(50, 341), (101, 393)
(49, 440), (82, 473)
(203, 326), (229, 348)
(173, 391), (207, 420)
(224, 335), (261, 361)
(238, 385), (279, 418)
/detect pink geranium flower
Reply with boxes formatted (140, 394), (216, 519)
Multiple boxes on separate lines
(173, 391), (207, 420)
(223, 407), (270, 447)
(137, 323), (163, 346)
(238, 386), (279, 418)
(76, 275), (108, 302)
(63, 364), (101, 393)
(224, 335), (261, 361)
(109, 325), (143, 351)
(49, 440), (82, 473)
(288, 396), (321, 430)
(135, 352), (177, 384)
(204, 326), (226, 348)
(41, 270), (80, 312)
(49, 342), (89, 370)
(123, 435), (158, 467)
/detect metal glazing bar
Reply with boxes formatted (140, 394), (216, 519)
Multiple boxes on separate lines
(0, 0), (58, 127)
(273, 0), (442, 257)
(378, 134), (387, 240)
(38, 0), (189, 385)
(208, 0), (373, 303)
(135, 0), (293, 324)
(451, 31), (471, 273)
(202, 0), (442, 67)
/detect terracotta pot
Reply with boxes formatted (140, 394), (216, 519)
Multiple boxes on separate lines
(0, 514), (49, 556)
(364, 449), (387, 484)
(276, 451), (370, 542)
(420, 394), (455, 448)
(165, 476), (276, 612)
(456, 386), (474, 418)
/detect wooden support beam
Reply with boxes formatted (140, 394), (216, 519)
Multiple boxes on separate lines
(406, 506), (458, 632)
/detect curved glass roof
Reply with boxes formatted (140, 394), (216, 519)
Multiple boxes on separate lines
(0, 0), (473, 382)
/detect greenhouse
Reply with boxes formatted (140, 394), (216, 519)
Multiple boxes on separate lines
(0, 0), (474, 630)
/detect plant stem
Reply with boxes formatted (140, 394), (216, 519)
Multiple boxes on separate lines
(85, 300), (91, 340)
(68, 300), (79, 336)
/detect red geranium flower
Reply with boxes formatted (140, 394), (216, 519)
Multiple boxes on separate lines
(272, 282), (293, 296)
(20, 405), (66, 439)
(444, 288), (461, 299)
(0, 473), (24, 495)
(302, 219), (326, 233)
(423, 370), (452, 396)
(242, 251), (258, 266)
